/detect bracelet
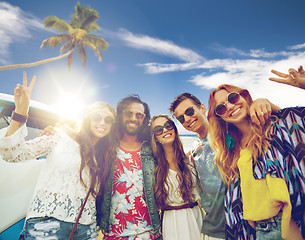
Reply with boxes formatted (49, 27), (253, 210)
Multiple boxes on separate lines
(11, 111), (28, 123)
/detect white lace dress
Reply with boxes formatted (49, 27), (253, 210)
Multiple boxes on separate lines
(0, 125), (96, 225)
(162, 162), (204, 240)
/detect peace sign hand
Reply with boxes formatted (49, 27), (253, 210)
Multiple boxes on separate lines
(269, 66), (305, 90)
(14, 72), (36, 115)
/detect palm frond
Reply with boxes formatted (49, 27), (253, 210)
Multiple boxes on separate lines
(60, 41), (74, 54)
(79, 14), (99, 31)
(70, 28), (87, 41)
(67, 53), (74, 71)
(82, 41), (103, 62)
(85, 35), (108, 50)
(77, 44), (87, 67)
(82, 23), (100, 33)
(44, 16), (72, 32)
(40, 34), (72, 48)
(69, 2), (100, 32)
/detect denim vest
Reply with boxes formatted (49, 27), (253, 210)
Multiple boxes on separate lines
(96, 141), (161, 236)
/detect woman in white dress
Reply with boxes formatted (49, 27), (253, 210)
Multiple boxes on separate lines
(150, 115), (203, 240)
(0, 72), (118, 239)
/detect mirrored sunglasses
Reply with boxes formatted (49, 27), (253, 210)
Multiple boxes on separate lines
(176, 106), (195, 124)
(153, 120), (175, 136)
(90, 114), (114, 124)
(215, 92), (240, 116)
(123, 110), (145, 121)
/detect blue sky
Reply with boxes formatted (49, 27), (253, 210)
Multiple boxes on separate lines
(1, 0), (305, 134)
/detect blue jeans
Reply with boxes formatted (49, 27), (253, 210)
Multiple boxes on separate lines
(24, 217), (98, 240)
(255, 214), (283, 240)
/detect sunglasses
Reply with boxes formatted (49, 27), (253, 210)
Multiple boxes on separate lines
(123, 110), (146, 121)
(215, 92), (240, 116)
(153, 120), (175, 136)
(90, 114), (114, 124)
(176, 106), (196, 124)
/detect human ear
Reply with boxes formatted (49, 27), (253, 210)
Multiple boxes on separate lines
(199, 104), (206, 114)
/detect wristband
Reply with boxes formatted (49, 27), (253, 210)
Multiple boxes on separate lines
(11, 111), (28, 123)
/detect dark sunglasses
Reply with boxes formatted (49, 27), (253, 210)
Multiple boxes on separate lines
(176, 106), (196, 124)
(123, 110), (146, 121)
(90, 114), (114, 124)
(215, 92), (240, 116)
(153, 120), (175, 136)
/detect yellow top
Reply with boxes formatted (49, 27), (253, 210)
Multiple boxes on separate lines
(237, 148), (302, 240)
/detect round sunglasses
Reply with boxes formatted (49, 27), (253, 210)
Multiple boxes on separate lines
(90, 114), (114, 124)
(215, 92), (240, 116)
(153, 120), (175, 136)
(123, 110), (146, 121)
(176, 106), (196, 124)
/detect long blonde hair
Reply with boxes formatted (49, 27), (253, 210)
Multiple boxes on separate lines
(207, 84), (273, 185)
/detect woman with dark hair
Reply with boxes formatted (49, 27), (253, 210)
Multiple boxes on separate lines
(206, 68), (305, 239)
(150, 114), (203, 240)
(0, 72), (118, 239)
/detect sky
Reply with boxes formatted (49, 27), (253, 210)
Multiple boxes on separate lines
(0, 0), (305, 134)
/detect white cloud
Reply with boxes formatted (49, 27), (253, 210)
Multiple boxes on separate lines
(288, 43), (305, 50)
(117, 29), (204, 63)
(115, 28), (305, 108)
(212, 44), (295, 58)
(0, 2), (44, 63)
(137, 62), (200, 74)
(189, 53), (305, 108)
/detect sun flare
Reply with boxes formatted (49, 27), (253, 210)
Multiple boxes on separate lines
(52, 94), (86, 121)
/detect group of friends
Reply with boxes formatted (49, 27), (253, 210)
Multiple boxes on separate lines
(0, 65), (304, 240)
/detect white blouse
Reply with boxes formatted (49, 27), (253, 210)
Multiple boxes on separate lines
(162, 161), (203, 240)
(165, 162), (201, 206)
(0, 125), (96, 225)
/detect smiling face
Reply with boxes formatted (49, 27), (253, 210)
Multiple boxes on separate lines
(152, 117), (176, 146)
(214, 89), (248, 125)
(121, 102), (145, 136)
(173, 98), (208, 135)
(89, 109), (114, 143)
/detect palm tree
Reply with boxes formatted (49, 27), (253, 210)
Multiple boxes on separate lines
(0, 2), (108, 71)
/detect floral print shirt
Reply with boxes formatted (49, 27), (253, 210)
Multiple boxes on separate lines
(104, 147), (158, 240)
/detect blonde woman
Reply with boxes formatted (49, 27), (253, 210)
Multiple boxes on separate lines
(206, 68), (305, 240)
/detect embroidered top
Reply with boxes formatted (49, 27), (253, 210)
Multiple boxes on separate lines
(225, 107), (305, 240)
(104, 147), (157, 239)
(0, 125), (96, 225)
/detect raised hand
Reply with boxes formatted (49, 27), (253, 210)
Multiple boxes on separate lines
(14, 72), (36, 115)
(269, 66), (305, 90)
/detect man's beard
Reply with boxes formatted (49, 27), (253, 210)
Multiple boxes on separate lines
(121, 120), (142, 136)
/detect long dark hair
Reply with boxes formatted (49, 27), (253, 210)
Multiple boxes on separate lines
(150, 115), (198, 209)
(115, 94), (151, 142)
(77, 102), (118, 197)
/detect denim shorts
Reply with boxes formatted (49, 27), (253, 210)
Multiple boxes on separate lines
(255, 213), (283, 240)
(24, 216), (98, 240)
